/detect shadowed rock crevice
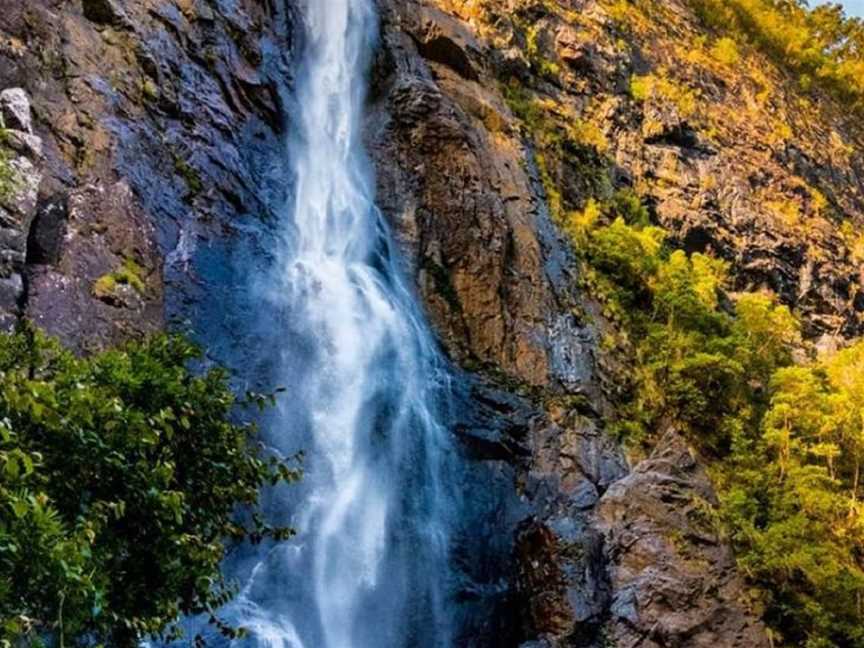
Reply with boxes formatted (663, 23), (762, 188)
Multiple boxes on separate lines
(26, 194), (68, 266)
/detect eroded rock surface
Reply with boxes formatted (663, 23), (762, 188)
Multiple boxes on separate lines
(370, 0), (601, 392)
(2, 0), (861, 647)
(0, 0), (295, 352)
(596, 432), (768, 648)
(367, 0), (841, 645)
(0, 88), (42, 329)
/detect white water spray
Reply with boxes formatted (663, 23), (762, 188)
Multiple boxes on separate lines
(218, 1), (457, 646)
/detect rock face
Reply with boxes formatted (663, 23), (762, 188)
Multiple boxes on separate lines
(0, 88), (42, 329)
(365, 0), (863, 645)
(1, 0), (862, 646)
(1, 88), (33, 133)
(369, 0), (595, 390)
(0, 0), (295, 352)
(596, 432), (767, 648)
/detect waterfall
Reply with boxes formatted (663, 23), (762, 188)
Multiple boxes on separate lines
(206, 0), (458, 646)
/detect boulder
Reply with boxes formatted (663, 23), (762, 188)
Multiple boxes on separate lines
(0, 88), (32, 133)
(596, 431), (770, 648)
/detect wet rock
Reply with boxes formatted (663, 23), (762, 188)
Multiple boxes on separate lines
(516, 522), (578, 639)
(3, 130), (43, 160)
(0, 90), (44, 329)
(0, 0), (294, 351)
(26, 195), (67, 265)
(0, 274), (22, 329)
(26, 182), (162, 351)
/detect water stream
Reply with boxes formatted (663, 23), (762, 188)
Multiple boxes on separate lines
(214, 1), (459, 646)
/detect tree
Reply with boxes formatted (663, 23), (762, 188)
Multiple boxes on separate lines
(0, 328), (297, 646)
(824, 343), (864, 502)
(720, 344), (864, 647)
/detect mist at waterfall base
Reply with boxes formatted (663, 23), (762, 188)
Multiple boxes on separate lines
(168, 1), (460, 646)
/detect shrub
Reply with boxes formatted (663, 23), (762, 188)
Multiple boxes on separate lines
(630, 71), (700, 118)
(93, 258), (147, 299)
(567, 188), (864, 645)
(711, 36), (741, 65)
(0, 328), (296, 647)
(719, 344), (864, 647)
(0, 134), (17, 203)
(687, 0), (864, 111)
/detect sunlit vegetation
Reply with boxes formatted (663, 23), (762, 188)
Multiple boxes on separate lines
(496, 0), (864, 642)
(687, 0), (864, 111)
(711, 36), (742, 66)
(0, 329), (296, 647)
(567, 192), (864, 646)
(0, 133), (17, 203)
(718, 343), (864, 647)
(525, 24), (562, 82)
(502, 82), (611, 221)
(630, 71), (701, 119)
(842, 221), (864, 263)
(92, 258), (147, 300)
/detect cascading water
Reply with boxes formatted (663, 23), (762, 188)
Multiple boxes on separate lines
(210, 1), (459, 646)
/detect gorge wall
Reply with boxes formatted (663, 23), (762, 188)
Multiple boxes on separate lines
(1, 0), (863, 646)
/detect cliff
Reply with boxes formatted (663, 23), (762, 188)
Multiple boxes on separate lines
(0, 0), (862, 646)
(368, 0), (862, 645)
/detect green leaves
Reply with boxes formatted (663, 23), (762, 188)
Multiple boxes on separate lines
(0, 327), (297, 646)
(570, 188), (864, 645)
(688, 0), (864, 113)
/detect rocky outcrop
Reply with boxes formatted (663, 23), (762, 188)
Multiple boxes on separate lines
(369, 0), (601, 392)
(366, 0), (846, 645)
(0, 0), (295, 352)
(0, 88), (42, 330)
(596, 432), (767, 648)
(479, 0), (864, 342)
(26, 180), (162, 349)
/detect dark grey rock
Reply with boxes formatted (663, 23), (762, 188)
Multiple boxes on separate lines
(81, 0), (129, 26)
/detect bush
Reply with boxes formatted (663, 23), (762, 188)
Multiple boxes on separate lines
(687, 0), (864, 111)
(0, 133), (17, 203)
(719, 345), (864, 647)
(0, 328), (296, 647)
(711, 37), (741, 65)
(630, 71), (700, 118)
(570, 190), (864, 645)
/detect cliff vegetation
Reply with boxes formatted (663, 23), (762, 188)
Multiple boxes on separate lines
(478, 0), (864, 644)
(574, 194), (864, 647)
(0, 330), (296, 647)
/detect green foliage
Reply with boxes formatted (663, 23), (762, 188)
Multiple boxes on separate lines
(0, 328), (297, 646)
(525, 24), (561, 82)
(582, 216), (664, 307)
(0, 133), (17, 203)
(630, 71), (700, 117)
(711, 36), (741, 65)
(687, 0), (864, 111)
(568, 189), (864, 645)
(718, 344), (864, 646)
(174, 155), (203, 196)
(93, 258), (147, 299)
(502, 82), (612, 221)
